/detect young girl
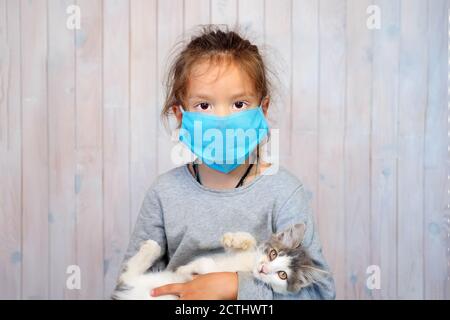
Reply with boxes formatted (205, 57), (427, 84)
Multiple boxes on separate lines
(118, 26), (335, 300)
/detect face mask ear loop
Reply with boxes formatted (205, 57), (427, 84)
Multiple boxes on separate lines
(254, 144), (259, 177)
(179, 105), (185, 114)
(256, 95), (265, 175)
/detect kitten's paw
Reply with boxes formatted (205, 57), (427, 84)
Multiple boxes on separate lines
(139, 239), (161, 260)
(121, 239), (161, 280)
(221, 232), (257, 250)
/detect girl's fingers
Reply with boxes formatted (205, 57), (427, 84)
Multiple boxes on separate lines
(151, 283), (184, 297)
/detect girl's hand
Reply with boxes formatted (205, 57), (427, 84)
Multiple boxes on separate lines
(151, 272), (238, 300)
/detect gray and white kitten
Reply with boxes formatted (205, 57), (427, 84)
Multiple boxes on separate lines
(112, 223), (328, 300)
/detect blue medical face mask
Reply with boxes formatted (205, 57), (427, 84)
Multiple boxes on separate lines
(178, 105), (269, 173)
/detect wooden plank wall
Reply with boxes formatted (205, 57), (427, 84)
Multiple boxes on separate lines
(0, 0), (448, 300)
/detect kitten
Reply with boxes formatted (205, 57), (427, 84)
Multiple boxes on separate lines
(112, 223), (328, 300)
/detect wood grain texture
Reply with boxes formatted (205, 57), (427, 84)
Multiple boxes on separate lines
(156, 0), (183, 175)
(371, 0), (400, 300)
(129, 0), (158, 248)
(345, 0), (372, 299)
(264, 0), (292, 164)
(0, 0), (22, 299)
(0, 0), (448, 299)
(317, 0), (347, 299)
(102, 0), (131, 299)
(291, 0), (319, 228)
(20, 0), (49, 300)
(47, 0), (76, 300)
(184, 0), (210, 34)
(211, 0), (237, 27)
(397, 0), (428, 299)
(424, 0), (449, 300)
(75, 0), (104, 299)
(237, 0), (264, 47)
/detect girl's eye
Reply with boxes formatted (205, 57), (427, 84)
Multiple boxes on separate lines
(269, 249), (277, 261)
(233, 101), (248, 110)
(194, 102), (211, 111)
(278, 271), (287, 280)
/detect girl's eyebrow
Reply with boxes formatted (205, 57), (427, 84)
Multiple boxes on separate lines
(188, 94), (212, 101)
(230, 92), (256, 100)
(188, 92), (256, 101)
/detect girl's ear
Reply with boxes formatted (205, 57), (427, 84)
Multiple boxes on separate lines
(261, 96), (270, 116)
(172, 105), (182, 123)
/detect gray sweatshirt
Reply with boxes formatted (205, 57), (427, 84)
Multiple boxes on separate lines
(119, 164), (336, 300)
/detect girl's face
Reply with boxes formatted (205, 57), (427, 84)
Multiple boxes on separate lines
(173, 59), (269, 122)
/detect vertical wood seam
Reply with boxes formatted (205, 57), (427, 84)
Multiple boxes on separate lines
(46, 0), (50, 299)
(422, 0), (430, 299)
(369, 0), (375, 300)
(343, 0), (348, 298)
(395, 0), (402, 299)
(19, 0), (23, 300)
(155, 0), (159, 175)
(289, 0), (293, 156)
(316, 0), (321, 233)
(127, 0), (132, 280)
(101, 0), (105, 299)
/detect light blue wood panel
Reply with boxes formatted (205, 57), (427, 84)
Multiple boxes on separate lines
(0, 0), (448, 300)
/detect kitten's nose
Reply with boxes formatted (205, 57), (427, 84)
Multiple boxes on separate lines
(259, 264), (269, 274)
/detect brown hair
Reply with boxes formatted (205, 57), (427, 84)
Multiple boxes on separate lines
(161, 25), (273, 130)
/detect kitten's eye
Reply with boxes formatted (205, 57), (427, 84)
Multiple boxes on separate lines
(278, 271), (287, 280)
(194, 102), (211, 111)
(269, 249), (277, 261)
(233, 101), (247, 110)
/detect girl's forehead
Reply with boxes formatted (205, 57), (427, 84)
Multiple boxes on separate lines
(186, 59), (256, 98)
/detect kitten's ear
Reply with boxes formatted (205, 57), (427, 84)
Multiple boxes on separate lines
(293, 265), (329, 292)
(275, 223), (306, 248)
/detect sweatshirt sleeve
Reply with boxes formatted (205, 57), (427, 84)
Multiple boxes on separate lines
(237, 184), (336, 300)
(118, 187), (168, 274)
